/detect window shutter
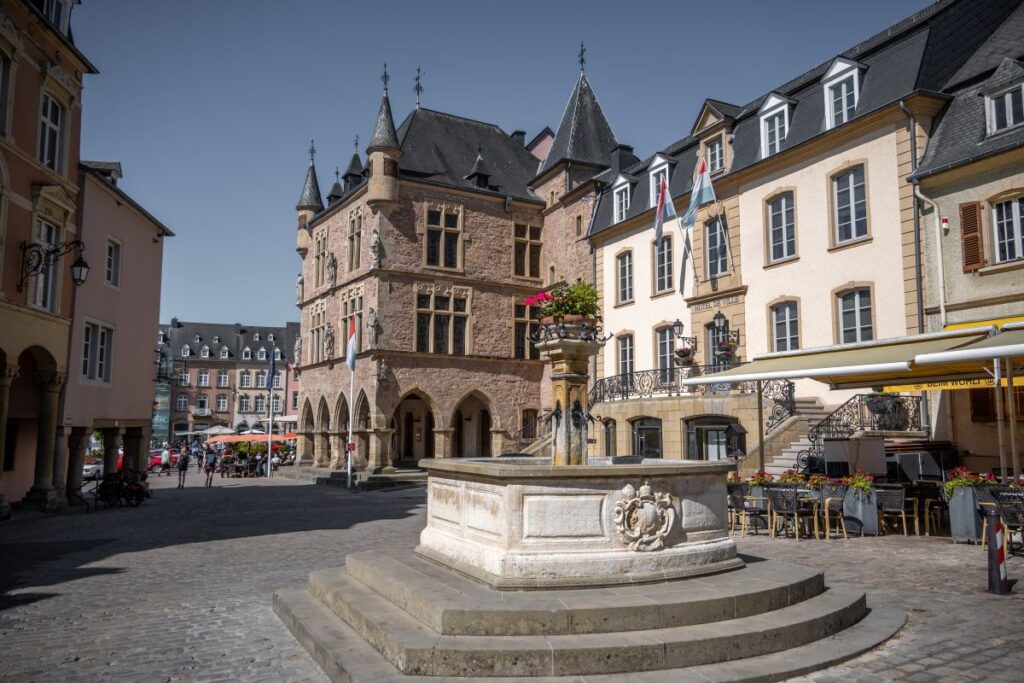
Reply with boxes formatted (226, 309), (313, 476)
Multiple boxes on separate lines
(969, 388), (996, 422)
(959, 202), (985, 272)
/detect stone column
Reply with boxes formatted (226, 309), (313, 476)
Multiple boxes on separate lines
(102, 427), (122, 476)
(432, 428), (454, 459)
(48, 427), (69, 511)
(368, 428), (393, 473)
(66, 427), (89, 504)
(123, 427), (145, 474)
(535, 336), (603, 466)
(296, 431), (314, 465)
(0, 365), (18, 519)
(27, 371), (65, 509)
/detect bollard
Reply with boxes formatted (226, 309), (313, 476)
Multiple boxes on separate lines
(985, 506), (1010, 595)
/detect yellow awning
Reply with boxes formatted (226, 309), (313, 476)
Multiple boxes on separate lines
(944, 316), (1024, 331)
(677, 327), (994, 389)
(886, 376), (1024, 392)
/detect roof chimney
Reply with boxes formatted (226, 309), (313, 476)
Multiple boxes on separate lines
(610, 144), (636, 173)
(510, 130), (526, 146)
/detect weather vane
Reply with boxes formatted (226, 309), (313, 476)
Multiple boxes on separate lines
(335, 166), (340, 181)
(381, 63), (390, 93)
(354, 134), (359, 154)
(308, 139), (316, 162)
(578, 41), (586, 72)
(414, 66), (424, 107)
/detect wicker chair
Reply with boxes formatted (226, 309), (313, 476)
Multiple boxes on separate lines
(765, 484), (818, 540)
(727, 483), (768, 534)
(875, 485), (911, 536)
(818, 482), (848, 540)
(992, 490), (1024, 555)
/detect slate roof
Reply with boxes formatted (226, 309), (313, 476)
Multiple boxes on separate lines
(344, 152), (364, 179)
(296, 161), (324, 212)
(161, 321), (299, 364)
(368, 93), (400, 151)
(590, 0), (1024, 237)
(536, 72), (618, 178)
(327, 169), (345, 204)
(394, 108), (541, 201)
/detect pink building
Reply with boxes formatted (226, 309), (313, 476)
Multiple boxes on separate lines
(60, 161), (171, 499)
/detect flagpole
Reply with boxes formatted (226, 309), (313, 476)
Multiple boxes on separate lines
(347, 364), (355, 490)
(267, 346), (273, 479)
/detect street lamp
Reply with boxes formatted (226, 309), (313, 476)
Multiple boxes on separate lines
(671, 318), (698, 353)
(17, 239), (90, 291)
(712, 310), (741, 345)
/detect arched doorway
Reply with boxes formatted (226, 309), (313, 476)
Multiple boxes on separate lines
(316, 398), (331, 467)
(451, 393), (492, 458)
(630, 417), (663, 459)
(7, 346), (60, 504)
(392, 391), (435, 466)
(298, 399), (315, 465)
(684, 415), (742, 461)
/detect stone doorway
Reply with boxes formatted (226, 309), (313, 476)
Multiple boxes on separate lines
(452, 394), (492, 458)
(392, 392), (435, 467)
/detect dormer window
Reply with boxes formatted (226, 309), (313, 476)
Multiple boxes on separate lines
(649, 162), (669, 206)
(614, 183), (631, 223)
(268, 333), (274, 342)
(193, 335), (200, 343)
(200, 345), (210, 358)
(988, 84), (1024, 135)
(707, 138), (724, 173)
(242, 347), (252, 360)
(274, 348), (282, 361)
(822, 59), (862, 130)
(213, 335), (220, 343)
(253, 333), (260, 342)
(257, 348), (267, 361)
(220, 347), (229, 359)
(759, 95), (790, 159)
(181, 345), (190, 359)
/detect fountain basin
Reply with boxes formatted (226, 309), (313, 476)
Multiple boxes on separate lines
(415, 457), (742, 589)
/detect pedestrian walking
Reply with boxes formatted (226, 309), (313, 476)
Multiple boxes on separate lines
(160, 447), (171, 477)
(177, 451), (191, 488)
(204, 448), (218, 487)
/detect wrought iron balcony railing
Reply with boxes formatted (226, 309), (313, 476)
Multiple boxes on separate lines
(797, 393), (923, 472)
(193, 407), (211, 417)
(588, 365), (796, 434)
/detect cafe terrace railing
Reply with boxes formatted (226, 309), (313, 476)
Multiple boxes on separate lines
(797, 393), (923, 472)
(587, 364), (796, 434)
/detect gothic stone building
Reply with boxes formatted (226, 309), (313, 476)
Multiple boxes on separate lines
(293, 71), (614, 470)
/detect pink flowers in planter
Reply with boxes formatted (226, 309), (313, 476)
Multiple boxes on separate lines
(524, 291), (553, 308)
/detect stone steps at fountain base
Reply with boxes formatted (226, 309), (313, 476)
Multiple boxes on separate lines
(274, 586), (905, 683)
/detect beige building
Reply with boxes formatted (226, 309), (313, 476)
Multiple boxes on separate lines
(586, 0), (1023, 473)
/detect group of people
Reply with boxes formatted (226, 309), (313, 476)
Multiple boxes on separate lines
(158, 440), (220, 488)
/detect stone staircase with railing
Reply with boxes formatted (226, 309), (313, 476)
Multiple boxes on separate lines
(764, 397), (834, 476)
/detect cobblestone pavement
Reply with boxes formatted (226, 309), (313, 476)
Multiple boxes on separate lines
(1, 475), (1021, 682)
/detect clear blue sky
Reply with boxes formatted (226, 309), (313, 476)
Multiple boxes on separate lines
(73, 0), (931, 326)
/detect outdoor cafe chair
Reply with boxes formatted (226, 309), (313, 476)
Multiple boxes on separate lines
(991, 490), (1024, 556)
(979, 486), (1009, 550)
(818, 482), (848, 540)
(727, 483), (768, 535)
(875, 485), (914, 536)
(765, 484), (818, 540)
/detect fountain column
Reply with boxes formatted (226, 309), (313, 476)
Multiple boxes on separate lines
(535, 326), (603, 466)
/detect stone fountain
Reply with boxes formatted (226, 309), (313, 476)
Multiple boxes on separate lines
(274, 318), (904, 681)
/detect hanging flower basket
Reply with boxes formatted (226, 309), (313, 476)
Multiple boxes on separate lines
(674, 347), (696, 365)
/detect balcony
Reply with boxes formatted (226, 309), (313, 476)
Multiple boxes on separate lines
(589, 364), (751, 404)
(193, 407), (211, 417)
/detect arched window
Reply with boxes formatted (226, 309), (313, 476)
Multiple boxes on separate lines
(257, 348), (267, 361)
(630, 417), (662, 459)
(200, 345), (210, 358)
(242, 347), (252, 360)
(603, 419), (617, 458)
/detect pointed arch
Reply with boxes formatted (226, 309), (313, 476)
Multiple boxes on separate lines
(391, 386), (442, 428)
(334, 390), (350, 433)
(448, 388), (499, 430)
(300, 398), (315, 432)
(450, 389), (496, 458)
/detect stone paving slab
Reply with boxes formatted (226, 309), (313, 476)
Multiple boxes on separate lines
(1, 475), (1022, 681)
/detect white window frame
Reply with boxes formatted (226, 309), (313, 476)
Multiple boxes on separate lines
(706, 217), (728, 277)
(822, 60), (861, 130)
(654, 235), (673, 294)
(649, 161), (669, 206)
(242, 347), (251, 360)
(219, 347), (229, 359)
(240, 370), (252, 388)
(656, 327), (674, 384)
(254, 394), (266, 414)
(178, 369), (189, 386)
(614, 182), (630, 223)
(618, 335), (634, 376)
(239, 395), (250, 413)
(833, 166), (868, 244)
(616, 251), (633, 304)
(31, 220), (60, 312)
(986, 83), (1024, 136)
(216, 394), (228, 412)
(768, 192), (796, 262)
(838, 289), (873, 344)
(759, 95), (790, 159)
(196, 394), (209, 411)
(273, 348), (282, 361)
(257, 348), (267, 361)
(105, 237), (122, 288)
(706, 137), (724, 173)
(992, 198), (1024, 264)
(271, 394), (282, 414)
(217, 370), (229, 387)
(200, 345), (209, 359)
(771, 302), (799, 352)
(256, 370), (266, 389)
(198, 369), (210, 387)
(38, 92), (64, 173)
(176, 394), (188, 411)
(181, 345), (190, 359)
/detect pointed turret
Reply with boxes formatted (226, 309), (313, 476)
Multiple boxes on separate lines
(344, 138), (364, 192)
(464, 146), (491, 189)
(327, 167), (345, 204)
(296, 140), (322, 255)
(366, 64), (402, 211)
(536, 70), (618, 178)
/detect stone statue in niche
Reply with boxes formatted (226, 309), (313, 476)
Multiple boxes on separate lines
(376, 357), (388, 382)
(366, 308), (379, 348)
(613, 481), (676, 552)
(324, 324), (334, 358)
(369, 229), (382, 269)
(293, 336), (302, 365)
(295, 273), (304, 303)
(326, 252), (337, 286)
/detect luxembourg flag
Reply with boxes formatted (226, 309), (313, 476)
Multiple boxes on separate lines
(346, 317), (357, 371)
(680, 156), (716, 230)
(653, 176), (677, 249)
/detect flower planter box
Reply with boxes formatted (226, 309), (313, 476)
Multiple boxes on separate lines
(947, 486), (984, 543)
(843, 488), (879, 536)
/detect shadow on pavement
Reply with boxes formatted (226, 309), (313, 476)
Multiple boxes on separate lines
(0, 480), (425, 613)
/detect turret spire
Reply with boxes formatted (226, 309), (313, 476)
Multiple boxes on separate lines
(296, 139), (324, 212)
(327, 166), (345, 204)
(367, 72), (400, 152)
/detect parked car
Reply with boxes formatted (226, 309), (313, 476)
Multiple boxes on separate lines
(83, 459), (104, 480)
(148, 449), (180, 472)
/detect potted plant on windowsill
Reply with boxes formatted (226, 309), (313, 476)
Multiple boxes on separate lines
(944, 466), (995, 543)
(527, 280), (600, 326)
(842, 470), (879, 536)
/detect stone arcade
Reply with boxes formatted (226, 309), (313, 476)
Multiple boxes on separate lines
(274, 322), (905, 681)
